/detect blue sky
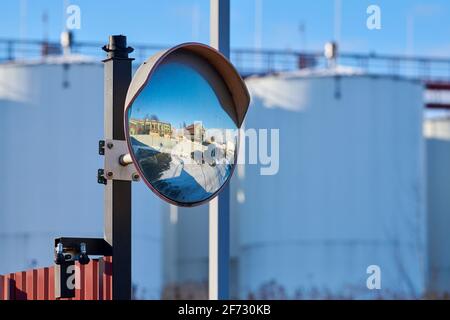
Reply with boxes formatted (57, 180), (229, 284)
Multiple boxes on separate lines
(2, 0), (450, 57)
(130, 60), (236, 130)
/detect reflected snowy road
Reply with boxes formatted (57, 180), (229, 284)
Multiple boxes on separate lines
(132, 135), (232, 203)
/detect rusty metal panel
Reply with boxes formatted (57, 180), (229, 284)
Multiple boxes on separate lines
(6, 273), (15, 300)
(48, 267), (55, 300)
(1, 257), (113, 300)
(14, 271), (27, 300)
(85, 259), (99, 300)
(37, 268), (49, 300)
(26, 269), (38, 300)
(103, 256), (113, 300)
(0, 275), (4, 300)
(75, 263), (85, 300)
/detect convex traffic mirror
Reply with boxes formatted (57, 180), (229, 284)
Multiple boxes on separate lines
(124, 43), (250, 206)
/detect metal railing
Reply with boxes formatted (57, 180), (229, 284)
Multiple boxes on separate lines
(2, 38), (450, 82)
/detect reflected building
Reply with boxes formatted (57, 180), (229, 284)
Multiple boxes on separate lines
(130, 118), (172, 138)
(185, 122), (205, 142)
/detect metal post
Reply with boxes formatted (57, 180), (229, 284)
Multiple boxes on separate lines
(209, 0), (230, 300)
(210, 0), (230, 57)
(102, 35), (133, 300)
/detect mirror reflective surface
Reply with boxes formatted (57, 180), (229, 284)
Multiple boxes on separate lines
(127, 51), (238, 206)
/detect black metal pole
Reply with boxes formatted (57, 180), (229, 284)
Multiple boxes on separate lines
(102, 35), (134, 300)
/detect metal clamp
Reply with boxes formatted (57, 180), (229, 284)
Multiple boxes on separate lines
(54, 237), (112, 260)
(100, 139), (140, 182)
(97, 168), (107, 185)
(99, 140), (105, 155)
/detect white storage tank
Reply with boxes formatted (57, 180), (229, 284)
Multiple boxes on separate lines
(237, 68), (426, 299)
(160, 67), (427, 299)
(161, 204), (209, 299)
(424, 116), (450, 296)
(161, 198), (240, 299)
(0, 55), (162, 299)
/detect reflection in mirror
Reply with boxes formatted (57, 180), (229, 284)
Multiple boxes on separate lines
(127, 50), (238, 205)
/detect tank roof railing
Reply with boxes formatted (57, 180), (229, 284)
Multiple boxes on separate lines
(2, 38), (450, 83)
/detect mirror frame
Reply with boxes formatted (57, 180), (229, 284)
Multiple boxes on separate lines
(124, 42), (250, 207)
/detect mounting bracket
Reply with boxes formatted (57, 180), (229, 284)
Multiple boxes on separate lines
(100, 139), (140, 182)
(53, 237), (112, 299)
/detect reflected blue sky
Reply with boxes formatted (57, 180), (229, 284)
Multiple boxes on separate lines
(129, 60), (236, 130)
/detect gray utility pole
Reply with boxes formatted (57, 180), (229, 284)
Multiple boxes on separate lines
(209, 0), (230, 300)
(102, 35), (134, 300)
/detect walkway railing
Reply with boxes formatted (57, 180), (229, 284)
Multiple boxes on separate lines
(2, 38), (450, 82)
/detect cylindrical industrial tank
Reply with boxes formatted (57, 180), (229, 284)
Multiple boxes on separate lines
(161, 199), (240, 299)
(0, 55), (162, 299)
(237, 68), (426, 299)
(424, 116), (450, 296)
(162, 204), (209, 299)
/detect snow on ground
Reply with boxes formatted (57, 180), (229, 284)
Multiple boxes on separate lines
(132, 135), (232, 203)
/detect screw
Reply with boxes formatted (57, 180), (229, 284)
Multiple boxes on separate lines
(132, 173), (140, 181)
(56, 243), (63, 254)
(107, 171), (113, 177)
(107, 142), (114, 149)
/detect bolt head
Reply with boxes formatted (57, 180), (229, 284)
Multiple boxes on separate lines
(107, 142), (114, 149)
(107, 171), (113, 177)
